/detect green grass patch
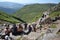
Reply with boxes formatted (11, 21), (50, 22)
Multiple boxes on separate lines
(17, 37), (22, 40)
(0, 11), (20, 24)
(49, 11), (60, 18)
(50, 24), (57, 28)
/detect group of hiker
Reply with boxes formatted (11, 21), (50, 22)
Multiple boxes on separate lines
(0, 23), (41, 40)
(4, 23), (32, 35)
(2, 22), (42, 39)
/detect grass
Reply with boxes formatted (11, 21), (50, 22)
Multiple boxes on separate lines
(49, 11), (60, 18)
(0, 11), (20, 24)
(50, 24), (57, 28)
(17, 36), (22, 40)
(17, 38), (21, 40)
(19, 12), (43, 23)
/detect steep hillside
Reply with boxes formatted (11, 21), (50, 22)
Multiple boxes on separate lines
(14, 3), (56, 23)
(0, 11), (20, 24)
(49, 3), (60, 18)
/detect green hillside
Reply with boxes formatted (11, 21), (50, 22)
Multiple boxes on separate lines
(50, 11), (60, 18)
(49, 3), (60, 18)
(14, 4), (56, 23)
(0, 11), (20, 24)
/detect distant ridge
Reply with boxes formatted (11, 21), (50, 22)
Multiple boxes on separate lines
(0, 2), (24, 14)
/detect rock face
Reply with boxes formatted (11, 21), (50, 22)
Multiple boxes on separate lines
(22, 32), (41, 40)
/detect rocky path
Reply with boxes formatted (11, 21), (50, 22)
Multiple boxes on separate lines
(53, 20), (60, 34)
(42, 20), (60, 40)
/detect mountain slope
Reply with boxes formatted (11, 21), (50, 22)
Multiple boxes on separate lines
(0, 11), (20, 24)
(0, 2), (24, 14)
(49, 3), (60, 18)
(14, 3), (56, 23)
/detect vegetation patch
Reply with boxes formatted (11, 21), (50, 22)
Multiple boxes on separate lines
(0, 11), (20, 24)
(50, 24), (57, 28)
(49, 11), (60, 18)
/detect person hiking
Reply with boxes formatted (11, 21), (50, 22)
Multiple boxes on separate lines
(27, 25), (32, 34)
(11, 24), (17, 36)
(40, 25), (42, 30)
(4, 25), (11, 40)
(32, 23), (36, 32)
(24, 25), (32, 35)
(17, 24), (23, 35)
(24, 23), (27, 30)
(5, 25), (10, 36)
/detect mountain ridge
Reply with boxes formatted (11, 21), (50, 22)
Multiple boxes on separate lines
(0, 2), (24, 14)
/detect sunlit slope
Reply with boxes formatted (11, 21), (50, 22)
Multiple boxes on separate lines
(14, 4), (56, 23)
(0, 11), (20, 23)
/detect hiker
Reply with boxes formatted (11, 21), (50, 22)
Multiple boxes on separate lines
(23, 24), (32, 35)
(42, 14), (45, 18)
(17, 24), (23, 35)
(33, 26), (36, 32)
(11, 24), (17, 36)
(24, 23), (27, 30)
(32, 23), (36, 32)
(23, 23), (29, 35)
(4, 25), (10, 36)
(28, 25), (32, 33)
(40, 25), (42, 30)
(4, 24), (11, 40)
